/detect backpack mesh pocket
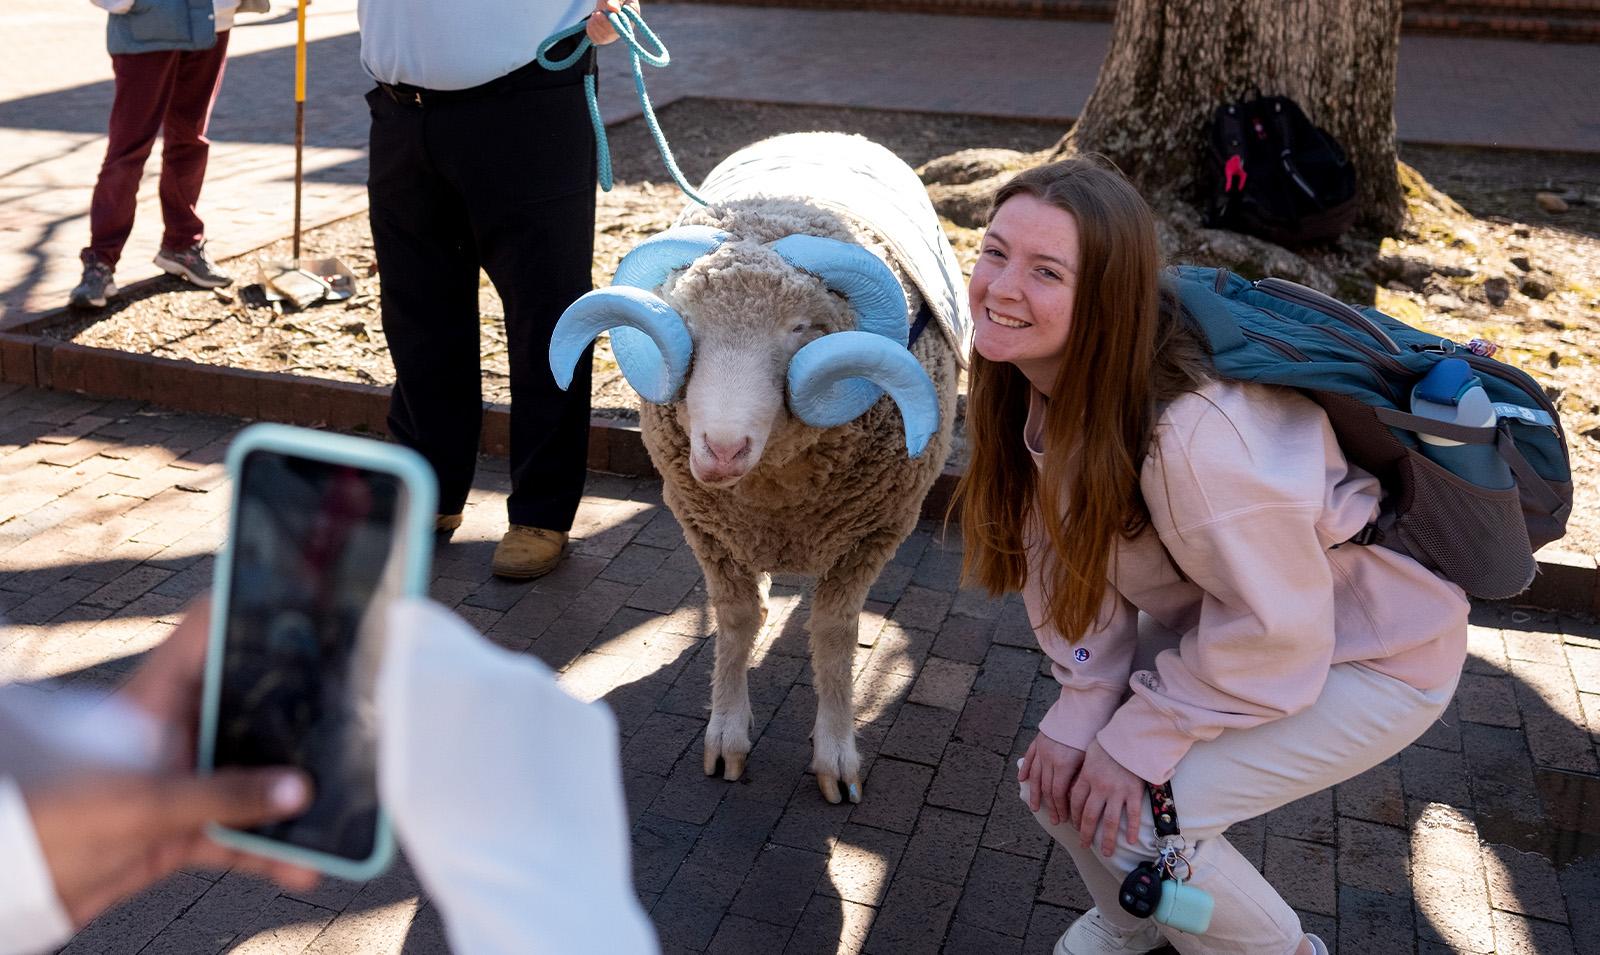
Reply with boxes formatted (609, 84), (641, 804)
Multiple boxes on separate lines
(1392, 448), (1535, 600)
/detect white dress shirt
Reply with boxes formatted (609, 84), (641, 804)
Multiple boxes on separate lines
(358, 0), (592, 91)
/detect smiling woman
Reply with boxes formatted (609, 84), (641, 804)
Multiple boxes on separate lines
(954, 156), (1471, 955)
(969, 192), (1081, 388)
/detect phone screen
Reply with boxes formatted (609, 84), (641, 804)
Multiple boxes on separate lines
(214, 449), (405, 862)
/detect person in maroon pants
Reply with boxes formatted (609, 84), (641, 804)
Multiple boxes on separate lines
(71, 0), (264, 308)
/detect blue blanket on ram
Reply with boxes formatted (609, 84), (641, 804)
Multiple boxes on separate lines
(687, 132), (974, 368)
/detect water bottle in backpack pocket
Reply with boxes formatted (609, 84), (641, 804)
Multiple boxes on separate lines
(1408, 359), (1512, 490)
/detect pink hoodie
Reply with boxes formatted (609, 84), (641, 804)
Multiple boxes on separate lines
(1023, 379), (1469, 785)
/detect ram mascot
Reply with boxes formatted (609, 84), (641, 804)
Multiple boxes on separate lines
(551, 132), (971, 803)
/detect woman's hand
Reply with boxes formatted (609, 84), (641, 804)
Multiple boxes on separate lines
(586, 0), (639, 44)
(1018, 732), (1084, 827)
(1069, 741), (1147, 857)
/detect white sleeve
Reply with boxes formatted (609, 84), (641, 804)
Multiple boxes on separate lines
(378, 598), (659, 955)
(0, 777), (73, 955)
(0, 681), (163, 955)
(0, 684), (165, 785)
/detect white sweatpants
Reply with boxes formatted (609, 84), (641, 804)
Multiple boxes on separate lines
(1022, 617), (1456, 955)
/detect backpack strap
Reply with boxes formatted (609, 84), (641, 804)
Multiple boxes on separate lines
(1172, 277), (1247, 352)
(1345, 510), (1397, 548)
(1373, 406), (1498, 445)
(1496, 427), (1572, 521)
(1268, 100), (1324, 208)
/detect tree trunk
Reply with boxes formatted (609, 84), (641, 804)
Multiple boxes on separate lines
(1062, 0), (1404, 232)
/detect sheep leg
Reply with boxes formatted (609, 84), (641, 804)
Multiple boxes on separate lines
(809, 527), (907, 804)
(703, 565), (770, 782)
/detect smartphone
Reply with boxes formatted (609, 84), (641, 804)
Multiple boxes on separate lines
(198, 424), (437, 880)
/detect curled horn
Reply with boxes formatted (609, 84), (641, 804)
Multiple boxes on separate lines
(549, 287), (692, 405)
(613, 225), (730, 290)
(787, 331), (939, 457)
(610, 226), (728, 393)
(771, 234), (908, 346)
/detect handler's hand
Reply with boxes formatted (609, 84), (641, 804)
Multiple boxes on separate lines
(1069, 741), (1146, 858)
(27, 769), (317, 927)
(1018, 732), (1084, 828)
(587, 0), (640, 44)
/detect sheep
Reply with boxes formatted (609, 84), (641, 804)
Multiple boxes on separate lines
(550, 133), (970, 803)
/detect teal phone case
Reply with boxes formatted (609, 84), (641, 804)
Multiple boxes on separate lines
(197, 423), (437, 881)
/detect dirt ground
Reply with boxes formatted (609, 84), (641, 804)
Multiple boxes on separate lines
(44, 98), (1600, 556)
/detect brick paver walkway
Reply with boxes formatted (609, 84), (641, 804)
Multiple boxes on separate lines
(4, 1), (1600, 322)
(2, 384), (1597, 954)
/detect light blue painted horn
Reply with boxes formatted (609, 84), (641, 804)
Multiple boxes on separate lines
(770, 234), (908, 347)
(610, 226), (728, 393)
(612, 225), (730, 290)
(549, 287), (692, 405)
(771, 235), (909, 420)
(787, 331), (939, 457)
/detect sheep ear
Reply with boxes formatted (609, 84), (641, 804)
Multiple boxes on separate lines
(549, 287), (692, 405)
(787, 331), (938, 457)
(771, 234), (908, 346)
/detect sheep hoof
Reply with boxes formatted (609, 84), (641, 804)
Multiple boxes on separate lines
(816, 774), (859, 805)
(704, 749), (747, 782)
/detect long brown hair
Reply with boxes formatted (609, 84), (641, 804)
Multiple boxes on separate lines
(955, 157), (1212, 641)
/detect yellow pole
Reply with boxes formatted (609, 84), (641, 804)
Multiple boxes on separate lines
(293, 1), (307, 260)
(295, 0), (307, 103)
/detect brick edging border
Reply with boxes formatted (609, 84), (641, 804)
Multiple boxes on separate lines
(1, 327), (1593, 615)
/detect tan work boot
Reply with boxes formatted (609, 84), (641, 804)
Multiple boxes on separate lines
(492, 525), (567, 580)
(434, 513), (463, 534)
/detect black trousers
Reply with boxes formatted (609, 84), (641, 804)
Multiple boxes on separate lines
(365, 54), (596, 531)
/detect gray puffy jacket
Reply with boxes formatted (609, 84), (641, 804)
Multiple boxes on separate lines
(107, 0), (269, 55)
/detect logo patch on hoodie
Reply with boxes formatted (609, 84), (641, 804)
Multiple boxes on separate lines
(1073, 647), (1090, 663)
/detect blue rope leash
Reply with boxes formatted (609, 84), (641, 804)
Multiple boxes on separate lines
(536, 8), (707, 206)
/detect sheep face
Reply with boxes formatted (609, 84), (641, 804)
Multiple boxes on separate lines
(664, 245), (855, 486)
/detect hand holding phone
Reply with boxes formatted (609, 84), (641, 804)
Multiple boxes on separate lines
(198, 425), (436, 880)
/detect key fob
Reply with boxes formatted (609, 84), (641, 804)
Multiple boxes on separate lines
(1118, 860), (1163, 919)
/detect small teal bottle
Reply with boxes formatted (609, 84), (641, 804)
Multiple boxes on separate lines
(1409, 358), (1513, 489)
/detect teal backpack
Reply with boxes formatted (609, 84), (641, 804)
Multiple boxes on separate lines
(1169, 266), (1572, 600)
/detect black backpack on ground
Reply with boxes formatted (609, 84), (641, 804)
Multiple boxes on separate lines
(1204, 93), (1359, 247)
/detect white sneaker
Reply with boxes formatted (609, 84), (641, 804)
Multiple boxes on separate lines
(1306, 934), (1329, 955)
(1054, 907), (1165, 955)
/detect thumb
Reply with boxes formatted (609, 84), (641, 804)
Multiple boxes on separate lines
(145, 769), (313, 836)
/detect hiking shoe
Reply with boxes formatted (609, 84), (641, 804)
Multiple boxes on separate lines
(491, 525), (567, 580)
(1054, 907), (1164, 955)
(69, 257), (118, 309)
(435, 513), (463, 534)
(154, 241), (232, 289)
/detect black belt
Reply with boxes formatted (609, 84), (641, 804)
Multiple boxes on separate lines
(376, 36), (590, 108)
